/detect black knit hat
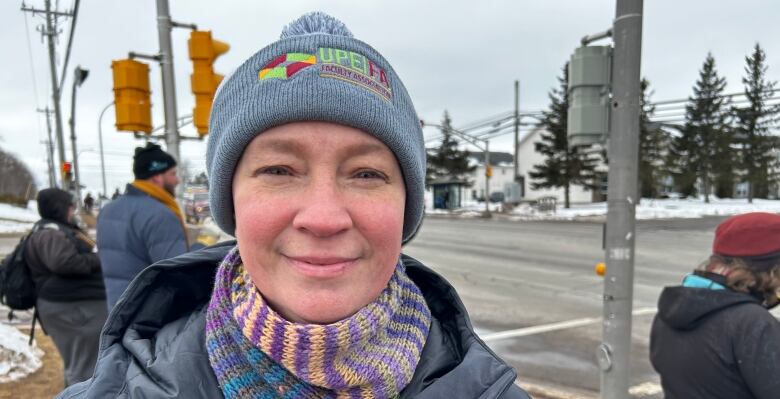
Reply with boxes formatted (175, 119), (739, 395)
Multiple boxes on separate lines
(37, 188), (74, 224)
(133, 143), (177, 180)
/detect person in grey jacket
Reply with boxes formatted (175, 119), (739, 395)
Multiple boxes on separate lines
(58, 12), (530, 398)
(97, 143), (188, 310)
(26, 188), (106, 387)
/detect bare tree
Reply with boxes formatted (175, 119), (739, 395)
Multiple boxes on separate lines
(0, 147), (37, 205)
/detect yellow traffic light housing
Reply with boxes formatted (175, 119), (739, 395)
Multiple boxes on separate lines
(111, 59), (153, 134)
(189, 30), (229, 136)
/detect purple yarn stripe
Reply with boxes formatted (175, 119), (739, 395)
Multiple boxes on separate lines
(323, 324), (348, 389)
(270, 316), (287, 361)
(294, 325), (310, 378)
(239, 283), (258, 321)
(249, 300), (271, 344)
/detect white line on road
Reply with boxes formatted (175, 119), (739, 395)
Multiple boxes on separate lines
(629, 381), (663, 397)
(481, 307), (657, 342)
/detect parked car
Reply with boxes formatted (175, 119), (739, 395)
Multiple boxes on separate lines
(489, 191), (505, 203)
(183, 191), (210, 224)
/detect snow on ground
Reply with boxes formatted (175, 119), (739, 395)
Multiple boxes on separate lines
(0, 201), (37, 234)
(0, 201), (38, 222)
(507, 197), (780, 220)
(0, 323), (43, 383)
(424, 197), (780, 221)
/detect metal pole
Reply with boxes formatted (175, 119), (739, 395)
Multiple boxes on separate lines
(155, 0), (180, 164)
(600, 1), (643, 398)
(43, 0), (67, 185)
(97, 102), (113, 199)
(69, 75), (82, 208)
(514, 80), (520, 182)
(39, 107), (57, 188)
(484, 141), (490, 216)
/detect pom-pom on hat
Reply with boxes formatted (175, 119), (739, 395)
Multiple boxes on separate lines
(206, 12), (426, 243)
(713, 212), (780, 269)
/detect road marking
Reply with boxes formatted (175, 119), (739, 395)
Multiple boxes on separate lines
(629, 381), (663, 396)
(517, 380), (662, 399)
(481, 307), (657, 342)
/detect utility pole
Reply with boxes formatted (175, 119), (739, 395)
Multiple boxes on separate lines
(97, 102), (113, 198)
(155, 0), (180, 164)
(599, 1), (643, 398)
(22, 0), (74, 187)
(514, 80), (520, 182)
(484, 141), (491, 216)
(37, 107), (56, 188)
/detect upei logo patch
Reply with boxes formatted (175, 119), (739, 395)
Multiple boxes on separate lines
(317, 47), (392, 102)
(257, 48), (393, 102)
(258, 53), (316, 80)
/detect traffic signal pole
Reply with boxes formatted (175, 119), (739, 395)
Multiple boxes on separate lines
(600, 1), (643, 398)
(156, 0), (180, 164)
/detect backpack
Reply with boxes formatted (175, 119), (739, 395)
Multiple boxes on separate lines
(0, 234), (36, 311)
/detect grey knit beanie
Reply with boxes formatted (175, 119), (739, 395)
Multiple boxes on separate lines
(206, 12), (425, 243)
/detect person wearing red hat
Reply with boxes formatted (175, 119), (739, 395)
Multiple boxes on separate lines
(650, 212), (780, 399)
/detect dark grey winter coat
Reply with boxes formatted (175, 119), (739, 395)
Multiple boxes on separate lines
(97, 184), (188, 310)
(650, 285), (780, 399)
(56, 242), (530, 399)
(25, 219), (105, 302)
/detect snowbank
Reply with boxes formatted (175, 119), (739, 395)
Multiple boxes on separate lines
(0, 201), (37, 234)
(0, 323), (43, 383)
(507, 198), (780, 220)
(0, 201), (38, 223)
(424, 197), (780, 221)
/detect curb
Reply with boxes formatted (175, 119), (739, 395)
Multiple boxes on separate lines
(517, 380), (598, 399)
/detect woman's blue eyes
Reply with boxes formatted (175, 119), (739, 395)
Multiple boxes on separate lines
(260, 166), (291, 176)
(257, 167), (386, 180)
(355, 170), (385, 179)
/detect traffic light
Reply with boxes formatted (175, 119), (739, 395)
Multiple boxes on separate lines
(485, 165), (493, 178)
(189, 30), (229, 136)
(61, 161), (73, 189)
(567, 46), (612, 147)
(111, 59), (153, 134)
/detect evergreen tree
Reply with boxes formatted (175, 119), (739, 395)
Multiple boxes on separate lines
(669, 53), (730, 202)
(426, 110), (475, 185)
(735, 43), (780, 202)
(529, 64), (598, 208)
(638, 79), (672, 199)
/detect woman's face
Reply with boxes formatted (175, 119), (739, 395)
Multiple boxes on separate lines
(232, 122), (406, 324)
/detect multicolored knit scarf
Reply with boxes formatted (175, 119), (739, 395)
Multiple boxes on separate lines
(206, 246), (432, 399)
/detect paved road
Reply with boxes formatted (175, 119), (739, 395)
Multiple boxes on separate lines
(403, 216), (726, 397)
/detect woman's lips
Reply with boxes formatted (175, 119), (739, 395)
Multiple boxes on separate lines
(284, 255), (358, 278)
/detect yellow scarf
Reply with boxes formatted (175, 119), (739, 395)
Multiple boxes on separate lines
(131, 180), (188, 247)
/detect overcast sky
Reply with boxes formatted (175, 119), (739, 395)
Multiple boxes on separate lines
(1, 0), (778, 197)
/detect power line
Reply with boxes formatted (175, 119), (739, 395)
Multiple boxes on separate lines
(648, 88), (780, 107)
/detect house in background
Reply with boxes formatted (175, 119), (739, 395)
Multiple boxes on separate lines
(467, 152), (515, 201)
(428, 127), (615, 207)
(514, 127), (605, 204)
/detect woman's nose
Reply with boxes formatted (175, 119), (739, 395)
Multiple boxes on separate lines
(291, 179), (353, 238)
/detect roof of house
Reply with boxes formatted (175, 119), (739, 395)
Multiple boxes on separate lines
(467, 151), (514, 165)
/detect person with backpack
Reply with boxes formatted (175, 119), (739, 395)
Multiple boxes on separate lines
(24, 188), (106, 387)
